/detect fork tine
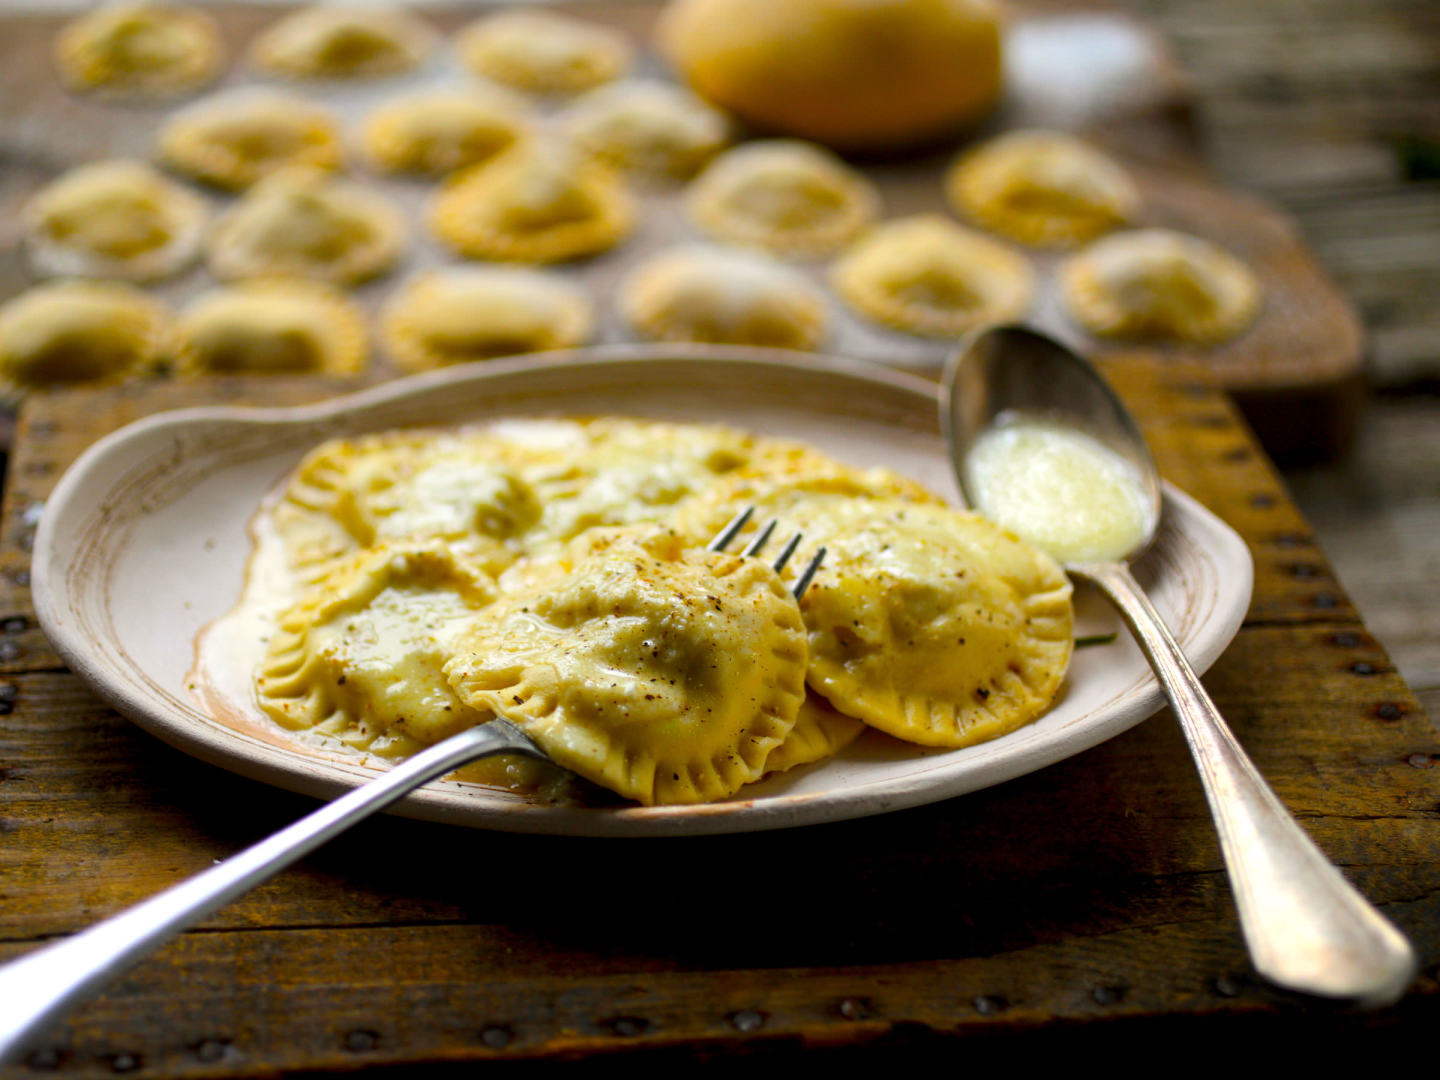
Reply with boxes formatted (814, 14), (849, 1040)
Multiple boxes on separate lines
(770, 531), (803, 574)
(742, 518), (778, 558)
(790, 546), (826, 599)
(707, 505), (754, 552)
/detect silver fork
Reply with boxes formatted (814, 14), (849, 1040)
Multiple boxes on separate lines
(0, 506), (822, 1063)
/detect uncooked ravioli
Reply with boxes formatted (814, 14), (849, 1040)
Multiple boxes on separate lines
(831, 214), (1034, 337)
(444, 528), (808, 805)
(174, 280), (366, 375)
(561, 79), (731, 180)
(361, 88), (534, 177)
(54, 1), (223, 99)
(457, 9), (632, 95)
(248, 5), (436, 80)
(1060, 228), (1262, 345)
(687, 140), (880, 256)
(206, 167), (407, 285)
(381, 267), (593, 370)
(22, 159), (207, 283)
(947, 130), (1140, 249)
(158, 89), (344, 191)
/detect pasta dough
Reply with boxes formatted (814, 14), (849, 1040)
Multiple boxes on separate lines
(620, 245), (827, 350)
(561, 79), (731, 180)
(687, 140), (880, 256)
(54, 1), (223, 99)
(361, 88), (534, 177)
(457, 9), (632, 95)
(947, 130), (1140, 249)
(1060, 228), (1263, 345)
(158, 89), (345, 191)
(207, 168), (407, 285)
(831, 214), (1034, 337)
(0, 280), (168, 393)
(174, 280), (367, 375)
(444, 528), (809, 805)
(249, 5), (435, 80)
(381, 266), (594, 370)
(23, 159), (207, 283)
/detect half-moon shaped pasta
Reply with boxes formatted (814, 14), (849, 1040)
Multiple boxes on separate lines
(381, 267), (593, 370)
(174, 279), (366, 375)
(207, 167), (407, 285)
(561, 79), (731, 180)
(158, 89), (344, 191)
(429, 141), (634, 263)
(1060, 228), (1263, 345)
(23, 159), (207, 283)
(687, 140), (880, 256)
(457, 9), (632, 96)
(361, 88), (534, 177)
(54, 2), (223, 99)
(760, 695), (865, 775)
(256, 542), (497, 757)
(947, 130), (1140, 249)
(249, 5), (435, 80)
(785, 498), (1073, 748)
(0, 280), (168, 396)
(831, 214), (1034, 337)
(445, 528), (808, 805)
(620, 245), (827, 350)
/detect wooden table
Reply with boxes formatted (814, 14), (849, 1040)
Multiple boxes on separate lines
(0, 359), (1434, 1074)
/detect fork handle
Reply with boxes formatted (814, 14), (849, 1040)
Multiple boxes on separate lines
(1077, 560), (1416, 1006)
(0, 722), (528, 1064)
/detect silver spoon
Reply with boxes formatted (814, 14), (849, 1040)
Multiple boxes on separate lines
(943, 324), (1415, 1007)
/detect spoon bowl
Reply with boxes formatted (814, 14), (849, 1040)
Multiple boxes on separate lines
(941, 324), (1416, 1008)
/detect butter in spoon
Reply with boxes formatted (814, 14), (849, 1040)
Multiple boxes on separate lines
(943, 324), (1415, 1007)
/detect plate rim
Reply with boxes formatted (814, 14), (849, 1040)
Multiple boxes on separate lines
(32, 344), (1254, 836)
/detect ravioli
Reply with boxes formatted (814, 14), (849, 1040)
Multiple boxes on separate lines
(158, 89), (344, 191)
(0, 280), (168, 396)
(445, 528), (808, 805)
(429, 141), (634, 262)
(687, 141), (880, 257)
(457, 9), (632, 96)
(1060, 228), (1263, 345)
(175, 280), (366, 375)
(249, 5), (435, 80)
(561, 79), (731, 180)
(760, 696), (865, 775)
(361, 88), (534, 177)
(54, 1), (223, 99)
(207, 167), (407, 285)
(382, 267), (593, 371)
(23, 159), (207, 283)
(256, 543), (496, 757)
(947, 130), (1140, 249)
(831, 214), (1034, 337)
(620, 245), (828, 350)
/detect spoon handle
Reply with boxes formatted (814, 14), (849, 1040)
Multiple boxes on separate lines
(1077, 560), (1415, 1006)
(0, 721), (533, 1065)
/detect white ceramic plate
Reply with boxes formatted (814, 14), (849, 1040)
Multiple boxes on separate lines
(33, 347), (1253, 836)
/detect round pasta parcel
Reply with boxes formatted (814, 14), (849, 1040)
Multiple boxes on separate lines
(947, 130), (1140, 249)
(687, 140), (880, 257)
(0, 280), (169, 396)
(620, 245), (828, 350)
(361, 88), (535, 178)
(760, 695), (866, 776)
(158, 89), (344, 191)
(831, 214), (1034, 338)
(54, 1), (223, 99)
(445, 528), (809, 805)
(561, 79), (731, 180)
(206, 167), (407, 285)
(381, 266), (593, 371)
(248, 4), (436, 80)
(786, 497), (1074, 748)
(255, 542), (498, 759)
(429, 141), (634, 263)
(22, 159), (207, 283)
(457, 9), (632, 96)
(1060, 228), (1263, 345)
(174, 279), (367, 376)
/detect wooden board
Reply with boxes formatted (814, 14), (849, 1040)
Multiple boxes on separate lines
(0, 1), (1364, 457)
(0, 358), (1435, 1073)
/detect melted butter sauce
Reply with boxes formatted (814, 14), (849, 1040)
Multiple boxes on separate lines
(965, 416), (1153, 564)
